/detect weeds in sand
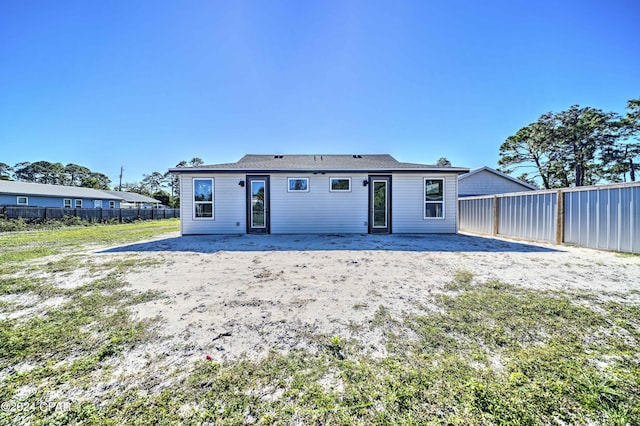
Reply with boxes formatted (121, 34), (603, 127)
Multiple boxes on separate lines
(1, 224), (639, 425)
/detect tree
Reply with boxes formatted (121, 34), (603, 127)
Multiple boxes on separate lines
(64, 163), (91, 186)
(499, 104), (619, 188)
(436, 157), (452, 167)
(152, 190), (171, 206)
(0, 163), (12, 180)
(166, 160), (188, 198)
(122, 182), (151, 196)
(602, 99), (640, 182)
(142, 171), (165, 194)
(189, 157), (204, 167)
(81, 172), (111, 189)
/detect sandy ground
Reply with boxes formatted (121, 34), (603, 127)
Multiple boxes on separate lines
(94, 232), (640, 372)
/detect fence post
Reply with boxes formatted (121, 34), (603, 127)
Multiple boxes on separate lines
(556, 189), (564, 245)
(118, 208), (122, 223)
(492, 196), (499, 236)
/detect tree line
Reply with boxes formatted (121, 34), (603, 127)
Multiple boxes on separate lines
(499, 98), (640, 189)
(0, 157), (205, 208)
(121, 158), (204, 207)
(0, 161), (112, 189)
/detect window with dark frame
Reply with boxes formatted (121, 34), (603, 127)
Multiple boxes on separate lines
(288, 178), (309, 192)
(194, 178), (214, 218)
(329, 178), (351, 192)
(424, 179), (444, 218)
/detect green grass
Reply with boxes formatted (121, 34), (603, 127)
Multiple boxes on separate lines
(0, 219), (179, 264)
(0, 224), (638, 425)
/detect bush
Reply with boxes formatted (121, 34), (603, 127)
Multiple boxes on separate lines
(0, 218), (27, 232)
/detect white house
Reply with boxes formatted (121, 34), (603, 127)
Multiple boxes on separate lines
(169, 154), (469, 235)
(458, 166), (537, 197)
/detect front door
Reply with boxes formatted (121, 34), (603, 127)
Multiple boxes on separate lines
(246, 175), (270, 234)
(369, 176), (391, 234)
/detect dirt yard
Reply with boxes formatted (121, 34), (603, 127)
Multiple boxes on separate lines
(98, 232), (640, 370)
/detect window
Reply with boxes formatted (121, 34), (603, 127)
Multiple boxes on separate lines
(109, 201), (116, 208)
(94, 200), (102, 208)
(17, 196), (28, 206)
(329, 178), (351, 192)
(288, 178), (309, 192)
(75, 199), (82, 208)
(424, 179), (444, 219)
(63, 199), (72, 208)
(194, 178), (213, 218)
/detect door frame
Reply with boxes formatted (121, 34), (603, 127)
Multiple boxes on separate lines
(368, 175), (392, 234)
(246, 175), (270, 234)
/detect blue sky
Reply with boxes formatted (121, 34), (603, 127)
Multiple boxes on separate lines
(1, 0), (638, 186)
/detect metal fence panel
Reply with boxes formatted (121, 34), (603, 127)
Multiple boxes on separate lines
(498, 192), (557, 243)
(459, 197), (494, 235)
(564, 185), (639, 253)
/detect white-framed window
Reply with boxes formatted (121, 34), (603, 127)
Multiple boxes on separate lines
(75, 199), (83, 208)
(109, 201), (116, 208)
(17, 196), (28, 206)
(424, 178), (445, 219)
(288, 178), (309, 192)
(329, 178), (351, 192)
(63, 199), (72, 208)
(94, 200), (102, 208)
(193, 178), (214, 219)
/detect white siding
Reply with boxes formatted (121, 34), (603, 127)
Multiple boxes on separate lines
(180, 174), (245, 235)
(179, 172), (460, 234)
(459, 170), (534, 197)
(392, 174), (458, 233)
(270, 174), (368, 233)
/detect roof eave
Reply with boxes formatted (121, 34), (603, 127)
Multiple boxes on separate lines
(169, 167), (470, 174)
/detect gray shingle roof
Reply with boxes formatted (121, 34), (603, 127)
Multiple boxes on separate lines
(169, 154), (469, 173)
(101, 190), (161, 204)
(0, 180), (123, 200)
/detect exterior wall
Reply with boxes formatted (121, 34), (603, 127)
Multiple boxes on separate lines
(179, 172), (460, 235)
(392, 174), (458, 233)
(180, 174), (246, 235)
(459, 170), (534, 197)
(0, 195), (120, 208)
(270, 174), (368, 233)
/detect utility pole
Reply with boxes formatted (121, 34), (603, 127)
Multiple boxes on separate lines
(118, 166), (124, 191)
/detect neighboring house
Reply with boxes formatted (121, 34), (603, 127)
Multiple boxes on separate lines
(0, 180), (122, 208)
(458, 166), (537, 197)
(101, 190), (161, 209)
(168, 154), (469, 235)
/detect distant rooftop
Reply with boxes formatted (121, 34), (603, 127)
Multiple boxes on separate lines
(0, 180), (123, 200)
(170, 154), (469, 173)
(101, 190), (161, 204)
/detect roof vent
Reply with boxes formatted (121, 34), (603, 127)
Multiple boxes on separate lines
(352, 154), (362, 159)
(273, 155), (284, 159)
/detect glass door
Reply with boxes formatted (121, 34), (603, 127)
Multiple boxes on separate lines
(369, 176), (391, 233)
(246, 175), (270, 233)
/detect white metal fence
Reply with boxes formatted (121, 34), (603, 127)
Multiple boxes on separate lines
(459, 182), (640, 254)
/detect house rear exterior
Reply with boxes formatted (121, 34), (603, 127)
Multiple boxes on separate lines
(169, 154), (469, 235)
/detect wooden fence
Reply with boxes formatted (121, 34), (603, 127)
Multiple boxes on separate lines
(0, 206), (179, 223)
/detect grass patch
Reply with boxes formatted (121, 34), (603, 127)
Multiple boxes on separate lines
(0, 226), (638, 425)
(0, 219), (179, 265)
(13, 278), (638, 425)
